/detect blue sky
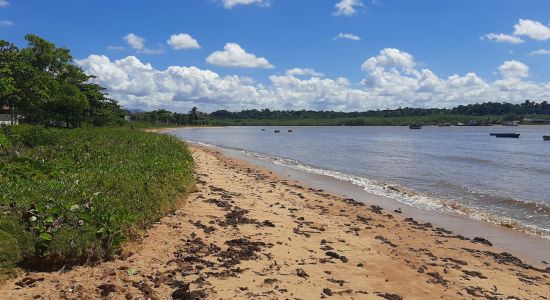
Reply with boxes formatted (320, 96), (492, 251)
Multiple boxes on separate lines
(1, 0), (550, 112)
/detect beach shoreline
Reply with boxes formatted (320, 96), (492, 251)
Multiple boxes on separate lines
(2, 143), (548, 299)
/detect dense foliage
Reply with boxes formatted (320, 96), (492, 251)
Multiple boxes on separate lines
(129, 100), (550, 126)
(0, 35), (126, 127)
(0, 126), (194, 280)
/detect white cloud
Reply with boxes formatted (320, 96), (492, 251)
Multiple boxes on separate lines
(122, 33), (165, 55)
(0, 0), (9, 7)
(498, 60), (529, 78)
(333, 33), (361, 41)
(482, 33), (524, 44)
(333, 0), (364, 16)
(206, 43), (273, 69)
(286, 68), (323, 77)
(167, 33), (200, 50)
(361, 48), (416, 75)
(124, 33), (146, 50)
(222, 0), (270, 9)
(513, 19), (550, 41)
(76, 50), (550, 113)
(0, 20), (13, 27)
(529, 49), (550, 56)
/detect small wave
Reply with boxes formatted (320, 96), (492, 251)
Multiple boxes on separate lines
(242, 150), (550, 240)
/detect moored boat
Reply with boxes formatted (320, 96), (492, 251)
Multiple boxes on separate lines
(288, 129), (293, 132)
(544, 136), (550, 141)
(489, 133), (520, 138)
(409, 123), (422, 129)
(274, 130), (280, 133)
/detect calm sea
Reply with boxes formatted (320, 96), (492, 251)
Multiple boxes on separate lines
(170, 126), (550, 239)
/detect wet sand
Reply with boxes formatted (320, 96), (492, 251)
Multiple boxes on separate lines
(1, 145), (549, 299)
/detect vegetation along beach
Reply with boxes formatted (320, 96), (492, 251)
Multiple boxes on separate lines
(2, 1), (550, 299)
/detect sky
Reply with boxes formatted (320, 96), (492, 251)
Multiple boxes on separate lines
(1, 0), (550, 112)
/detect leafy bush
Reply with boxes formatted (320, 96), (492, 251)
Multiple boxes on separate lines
(0, 126), (194, 279)
(4, 124), (59, 147)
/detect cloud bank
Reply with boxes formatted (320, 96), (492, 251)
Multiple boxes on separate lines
(77, 48), (550, 112)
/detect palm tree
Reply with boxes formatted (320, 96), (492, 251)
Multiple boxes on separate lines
(190, 107), (198, 126)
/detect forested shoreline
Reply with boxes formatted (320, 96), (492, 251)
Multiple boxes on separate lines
(130, 100), (550, 127)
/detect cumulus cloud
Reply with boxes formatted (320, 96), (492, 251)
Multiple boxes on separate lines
(513, 19), (550, 41)
(167, 33), (200, 50)
(482, 33), (524, 44)
(221, 0), (270, 9)
(529, 49), (550, 56)
(122, 33), (165, 55)
(286, 68), (323, 77)
(0, 20), (13, 27)
(76, 50), (550, 113)
(124, 33), (145, 50)
(206, 43), (273, 68)
(0, 0), (9, 7)
(498, 60), (529, 78)
(333, 0), (364, 16)
(333, 33), (361, 41)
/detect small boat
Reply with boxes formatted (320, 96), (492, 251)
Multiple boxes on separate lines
(274, 130), (280, 133)
(409, 123), (422, 129)
(544, 136), (550, 141)
(489, 133), (520, 138)
(261, 128), (265, 131)
(288, 129), (293, 133)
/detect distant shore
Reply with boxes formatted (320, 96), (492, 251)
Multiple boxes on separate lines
(3, 143), (548, 299)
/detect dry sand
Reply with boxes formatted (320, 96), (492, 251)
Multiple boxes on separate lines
(1, 145), (549, 299)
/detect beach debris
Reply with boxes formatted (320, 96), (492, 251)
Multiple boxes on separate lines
(97, 284), (117, 298)
(323, 288), (333, 296)
(261, 220), (275, 227)
(296, 268), (309, 278)
(171, 282), (207, 300)
(377, 293), (403, 300)
(370, 205), (384, 215)
(375, 235), (398, 248)
(426, 272), (448, 286)
(14, 277), (44, 288)
(219, 207), (257, 226)
(462, 270), (488, 279)
(263, 278), (278, 284)
(471, 237), (493, 246)
(342, 198), (365, 207)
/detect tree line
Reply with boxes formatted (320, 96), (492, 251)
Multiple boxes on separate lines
(208, 100), (550, 120)
(0, 35), (125, 127)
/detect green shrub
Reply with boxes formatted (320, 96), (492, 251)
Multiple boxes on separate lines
(0, 126), (194, 278)
(5, 125), (59, 147)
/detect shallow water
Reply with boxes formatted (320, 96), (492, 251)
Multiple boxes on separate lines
(170, 126), (550, 239)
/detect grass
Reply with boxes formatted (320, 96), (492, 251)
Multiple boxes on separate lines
(0, 125), (194, 282)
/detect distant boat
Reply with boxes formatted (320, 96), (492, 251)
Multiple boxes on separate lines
(274, 130), (280, 133)
(489, 133), (520, 138)
(409, 123), (422, 129)
(502, 121), (519, 127)
(288, 129), (293, 133)
(544, 136), (550, 141)
(261, 128), (265, 131)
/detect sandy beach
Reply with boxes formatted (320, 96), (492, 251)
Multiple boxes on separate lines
(2, 145), (549, 299)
